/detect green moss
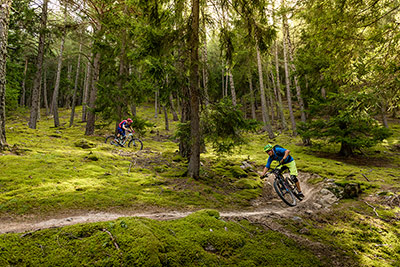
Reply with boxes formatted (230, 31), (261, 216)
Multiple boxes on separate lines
(0, 210), (321, 266)
(234, 178), (261, 189)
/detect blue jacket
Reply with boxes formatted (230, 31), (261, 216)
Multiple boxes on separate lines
(265, 146), (294, 168)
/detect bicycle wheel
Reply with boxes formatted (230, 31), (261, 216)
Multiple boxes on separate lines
(128, 138), (143, 151)
(105, 135), (117, 145)
(273, 176), (297, 207)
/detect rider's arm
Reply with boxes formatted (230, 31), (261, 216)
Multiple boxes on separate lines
(281, 149), (290, 164)
(260, 167), (269, 178)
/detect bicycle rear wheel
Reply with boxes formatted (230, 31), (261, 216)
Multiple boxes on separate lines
(287, 176), (302, 200)
(128, 138), (143, 151)
(273, 177), (297, 207)
(105, 135), (117, 146)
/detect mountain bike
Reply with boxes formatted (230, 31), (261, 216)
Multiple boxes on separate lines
(105, 132), (143, 151)
(262, 165), (300, 207)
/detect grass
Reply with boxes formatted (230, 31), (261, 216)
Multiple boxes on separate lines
(1, 104), (400, 266)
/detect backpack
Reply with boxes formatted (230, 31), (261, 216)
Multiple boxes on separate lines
(273, 144), (283, 152)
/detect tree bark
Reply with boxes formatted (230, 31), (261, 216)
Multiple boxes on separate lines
(82, 57), (92, 122)
(256, 43), (274, 138)
(51, 4), (67, 128)
(169, 93), (179, 121)
(282, 11), (296, 135)
(274, 42), (287, 130)
(188, 0), (200, 179)
(20, 57), (28, 107)
(229, 70), (237, 106)
(285, 21), (306, 123)
(202, 7), (209, 107)
(163, 105), (169, 131)
(69, 42), (82, 127)
(85, 49), (101, 136)
(28, 0), (48, 129)
(43, 69), (49, 115)
(248, 73), (256, 120)
(0, 0), (12, 149)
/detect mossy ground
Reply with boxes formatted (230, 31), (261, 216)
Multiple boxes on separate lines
(1, 105), (399, 266)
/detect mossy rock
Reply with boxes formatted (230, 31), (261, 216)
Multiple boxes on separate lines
(74, 139), (96, 149)
(234, 178), (261, 189)
(229, 166), (248, 178)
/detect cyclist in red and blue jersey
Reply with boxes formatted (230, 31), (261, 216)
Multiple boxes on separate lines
(116, 118), (134, 142)
(260, 144), (304, 200)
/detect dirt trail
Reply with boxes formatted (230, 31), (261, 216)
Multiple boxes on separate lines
(0, 173), (334, 234)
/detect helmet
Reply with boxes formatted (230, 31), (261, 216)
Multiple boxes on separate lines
(264, 144), (273, 153)
(127, 118), (133, 123)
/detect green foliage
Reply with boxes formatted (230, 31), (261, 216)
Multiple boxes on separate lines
(299, 92), (391, 155)
(201, 98), (260, 154)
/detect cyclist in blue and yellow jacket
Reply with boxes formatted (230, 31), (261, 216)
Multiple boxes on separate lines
(260, 144), (304, 200)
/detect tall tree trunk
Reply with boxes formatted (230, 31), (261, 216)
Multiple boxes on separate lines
(248, 73), (256, 120)
(52, 4), (67, 128)
(282, 11), (296, 135)
(274, 42), (287, 130)
(256, 43), (274, 138)
(65, 64), (72, 109)
(202, 7), (209, 107)
(221, 59), (224, 97)
(270, 70), (284, 127)
(82, 57), (92, 122)
(85, 50), (101, 135)
(69, 42), (82, 127)
(154, 89), (159, 118)
(188, 0), (200, 179)
(20, 57), (28, 107)
(0, 0), (11, 149)
(285, 21), (306, 123)
(28, 0), (48, 129)
(381, 100), (389, 128)
(163, 105), (169, 131)
(169, 93), (179, 121)
(229, 70), (237, 106)
(43, 69), (49, 115)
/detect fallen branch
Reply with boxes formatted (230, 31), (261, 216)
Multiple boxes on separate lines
(128, 159), (137, 173)
(102, 229), (120, 250)
(364, 201), (380, 217)
(361, 173), (370, 182)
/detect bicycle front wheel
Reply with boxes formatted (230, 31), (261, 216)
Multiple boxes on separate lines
(273, 177), (297, 207)
(128, 138), (143, 151)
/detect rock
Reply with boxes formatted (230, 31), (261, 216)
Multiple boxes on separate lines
(343, 183), (361, 198)
(299, 228), (310, 235)
(313, 203), (323, 209)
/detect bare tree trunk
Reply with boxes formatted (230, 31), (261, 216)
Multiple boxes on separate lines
(285, 22), (306, 123)
(28, 0), (48, 129)
(69, 42), (82, 127)
(163, 105), (169, 131)
(43, 69), (49, 115)
(282, 11), (296, 135)
(169, 94), (179, 121)
(52, 4), (67, 128)
(202, 7), (209, 107)
(221, 59), (224, 97)
(270, 70), (284, 127)
(65, 64), (72, 109)
(20, 57), (28, 107)
(256, 43), (274, 138)
(248, 73), (256, 120)
(381, 101), (389, 128)
(188, 0), (200, 179)
(85, 50), (101, 136)
(154, 89), (159, 118)
(274, 42), (287, 130)
(229, 70), (237, 106)
(82, 57), (92, 122)
(0, 0), (12, 149)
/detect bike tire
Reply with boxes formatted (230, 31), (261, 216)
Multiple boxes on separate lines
(273, 177), (297, 207)
(105, 135), (117, 145)
(128, 138), (143, 151)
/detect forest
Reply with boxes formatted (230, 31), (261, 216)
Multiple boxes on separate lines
(0, 0), (399, 266)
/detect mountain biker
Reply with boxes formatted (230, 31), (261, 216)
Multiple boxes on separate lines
(115, 118), (134, 143)
(260, 144), (305, 200)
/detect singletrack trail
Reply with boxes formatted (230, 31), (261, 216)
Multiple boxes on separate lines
(0, 172), (336, 234)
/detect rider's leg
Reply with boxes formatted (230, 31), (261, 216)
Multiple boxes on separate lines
(286, 161), (302, 192)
